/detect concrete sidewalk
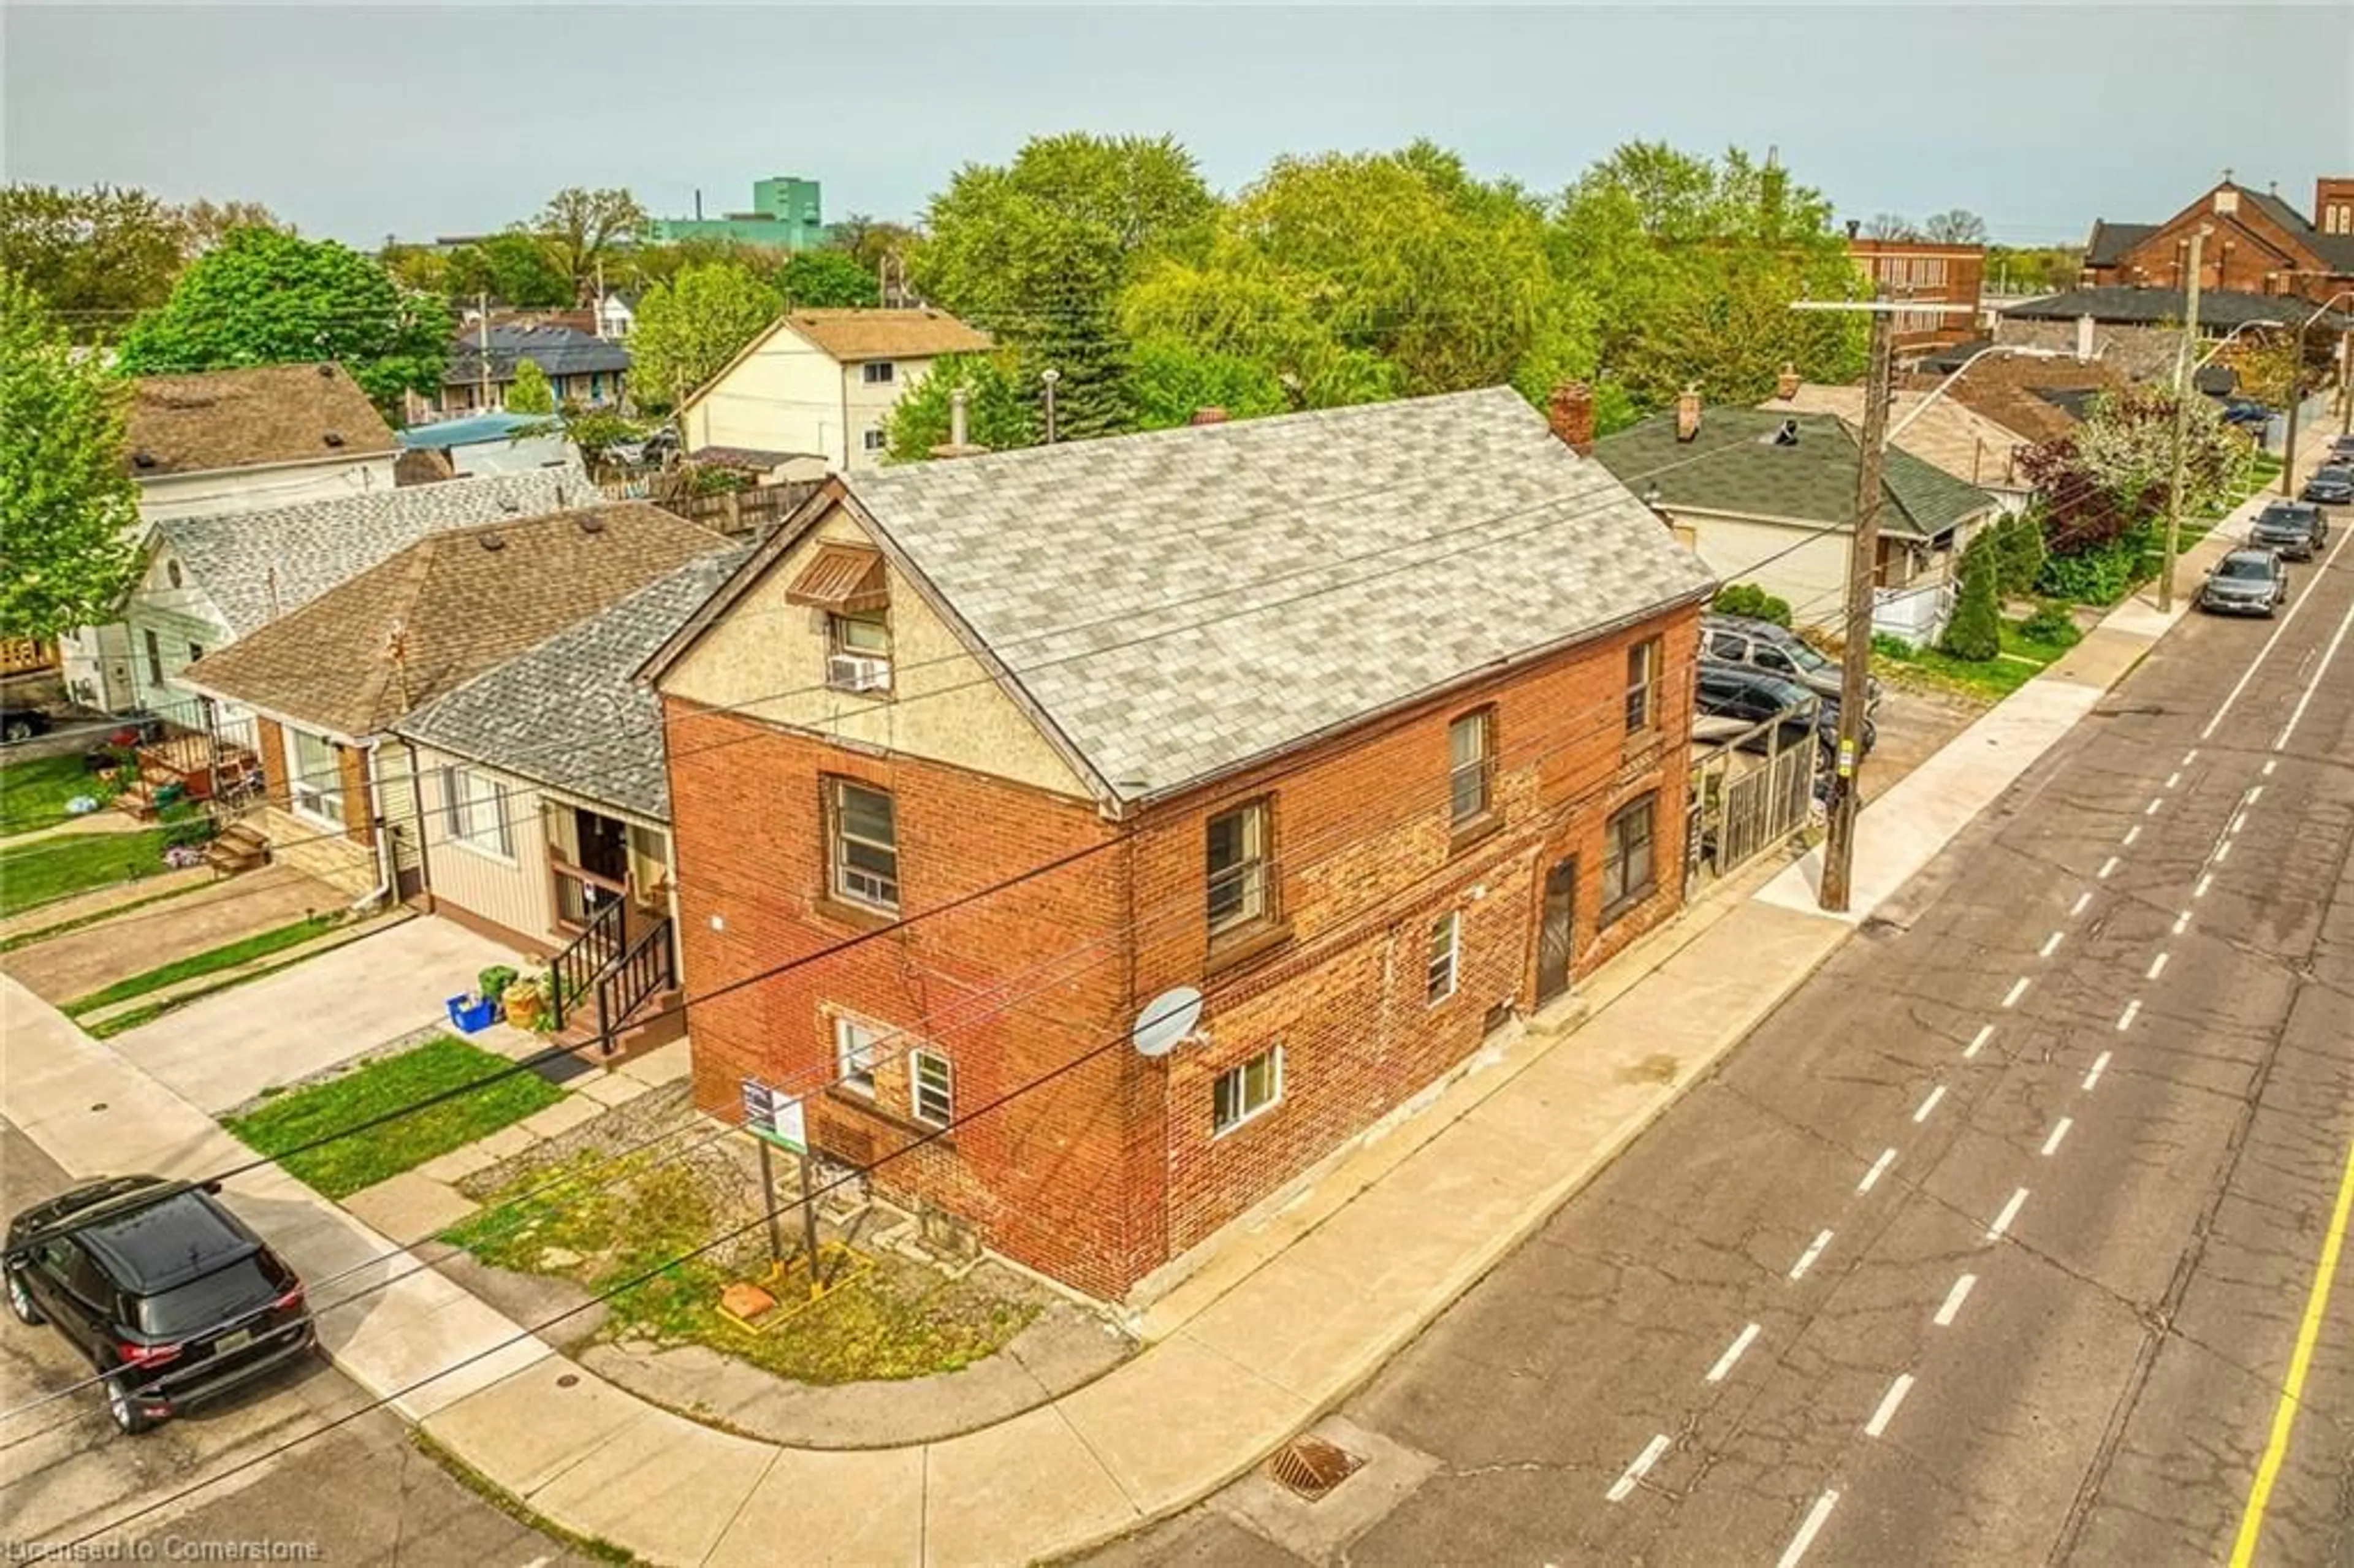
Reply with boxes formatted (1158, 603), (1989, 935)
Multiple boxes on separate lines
(0, 456), (2322, 1565)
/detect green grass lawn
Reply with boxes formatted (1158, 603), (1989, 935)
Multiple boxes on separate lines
(66, 913), (339, 1018)
(1880, 615), (2077, 701)
(0, 755), (106, 839)
(225, 1035), (565, 1199)
(0, 828), (175, 919)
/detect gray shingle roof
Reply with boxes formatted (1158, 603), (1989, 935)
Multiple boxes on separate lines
(838, 387), (1715, 803)
(398, 550), (745, 821)
(2003, 286), (2354, 332)
(1592, 408), (1997, 542)
(154, 465), (590, 637)
(2084, 221), (2157, 268)
(444, 324), (631, 387)
(2246, 189), (2354, 272)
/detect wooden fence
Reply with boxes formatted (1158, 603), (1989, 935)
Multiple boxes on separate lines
(595, 474), (823, 539)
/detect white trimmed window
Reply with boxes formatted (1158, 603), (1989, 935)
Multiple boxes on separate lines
(441, 766), (512, 858)
(862, 427), (888, 452)
(912, 1050), (953, 1127)
(829, 779), (900, 910)
(1603, 793), (1659, 918)
(1212, 1046), (1282, 1136)
(1205, 799), (1271, 937)
(834, 1017), (880, 1095)
(863, 361), (896, 385)
(1426, 911), (1460, 1003)
(286, 728), (345, 826)
(1625, 637), (1661, 733)
(1448, 709), (1494, 826)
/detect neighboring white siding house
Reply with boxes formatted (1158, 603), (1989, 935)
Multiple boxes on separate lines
(679, 308), (993, 476)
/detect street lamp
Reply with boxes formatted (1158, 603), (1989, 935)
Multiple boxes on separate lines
(2192, 317), (2284, 371)
(2279, 289), (2354, 495)
(1040, 367), (1061, 446)
(1884, 344), (2073, 442)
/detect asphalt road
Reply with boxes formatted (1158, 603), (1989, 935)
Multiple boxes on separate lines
(1103, 510), (2354, 1566)
(0, 1117), (589, 1566)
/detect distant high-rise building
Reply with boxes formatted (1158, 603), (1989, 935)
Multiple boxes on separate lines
(646, 176), (826, 249)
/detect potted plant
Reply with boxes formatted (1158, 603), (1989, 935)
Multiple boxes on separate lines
(500, 974), (548, 1032)
(478, 965), (519, 1011)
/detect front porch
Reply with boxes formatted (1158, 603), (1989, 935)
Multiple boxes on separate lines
(542, 802), (682, 1061)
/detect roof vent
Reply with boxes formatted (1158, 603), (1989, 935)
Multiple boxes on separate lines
(479, 532), (506, 552)
(578, 513), (606, 535)
(132, 449), (156, 469)
(1774, 419), (1801, 446)
(500, 498), (521, 514)
(323, 432), (345, 448)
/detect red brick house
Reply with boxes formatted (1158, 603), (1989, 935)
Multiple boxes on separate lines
(2084, 177), (2354, 303)
(1848, 237), (1986, 359)
(644, 386), (1717, 1301)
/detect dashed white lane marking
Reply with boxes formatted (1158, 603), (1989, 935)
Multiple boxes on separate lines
(2099, 856), (2120, 880)
(2166, 771), (2182, 789)
(2215, 839), (2234, 864)
(1966, 1024), (1994, 1059)
(2232, 810), (2248, 835)
(1777, 1490), (1842, 1568)
(2183, 748), (2200, 766)
(2117, 999), (2142, 1031)
(2040, 931), (2064, 958)
(2085, 1051), (2112, 1090)
(1987, 1188), (2030, 1241)
(2145, 797), (2163, 817)
(2003, 976), (2031, 1008)
(2263, 758), (2278, 777)
(2274, 585), (2354, 750)
(1790, 1229), (1834, 1281)
(1860, 1148), (1898, 1193)
(2147, 951), (2170, 980)
(1935, 1273), (1977, 1326)
(2174, 910), (2192, 935)
(1606, 1434), (1672, 1502)
(1865, 1373), (1916, 1437)
(2071, 891), (2093, 918)
(1705, 1322), (1761, 1383)
(2246, 786), (2264, 806)
(2196, 873), (2214, 898)
(1913, 1086), (1946, 1124)
(2123, 824), (2143, 847)
(2043, 1117), (2074, 1157)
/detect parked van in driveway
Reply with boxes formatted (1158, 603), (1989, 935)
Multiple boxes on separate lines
(1701, 614), (1881, 712)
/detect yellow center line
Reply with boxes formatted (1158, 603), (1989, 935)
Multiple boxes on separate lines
(2228, 1127), (2354, 1567)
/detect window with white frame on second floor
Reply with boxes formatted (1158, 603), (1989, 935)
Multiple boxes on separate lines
(829, 778), (900, 910)
(1625, 636), (1661, 733)
(1205, 799), (1271, 938)
(1448, 708), (1495, 828)
(863, 361), (896, 385)
(834, 1016), (880, 1095)
(826, 609), (892, 691)
(862, 427), (888, 453)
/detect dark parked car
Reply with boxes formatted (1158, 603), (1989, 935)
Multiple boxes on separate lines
(2301, 465), (2354, 506)
(2199, 548), (2288, 617)
(2249, 500), (2329, 561)
(1696, 663), (1876, 756)
(2328, 434), (2354, 463)
(1701, 614), (1881, 712)
(5, 1176), (314, 1434)
(0, 699), (53, 743)
(2220, 399), (2272, 430)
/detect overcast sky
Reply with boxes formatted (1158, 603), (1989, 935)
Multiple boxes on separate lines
(6, 4), (2348, 249)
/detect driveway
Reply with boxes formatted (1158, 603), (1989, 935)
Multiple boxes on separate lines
(105, 916), (530, 1113)
(2, 865), (348, 1006)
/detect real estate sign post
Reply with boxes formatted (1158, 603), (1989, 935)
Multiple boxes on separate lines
(741, 1078), (817, 1277)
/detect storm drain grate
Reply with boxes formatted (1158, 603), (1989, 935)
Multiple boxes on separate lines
(1267, 1435), (1364, 1502)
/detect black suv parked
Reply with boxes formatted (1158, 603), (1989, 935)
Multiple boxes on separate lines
(2248, 500), (2329, 561)
(1696, 663), (1876, 756)
(2301, 464), (2354, 507)
(5, 1176), (314, 1434)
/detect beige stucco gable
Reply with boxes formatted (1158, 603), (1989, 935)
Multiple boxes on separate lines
(661, 503), (1097, 802)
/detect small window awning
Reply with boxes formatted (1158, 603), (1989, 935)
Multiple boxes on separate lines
(785, 544), (888, 612)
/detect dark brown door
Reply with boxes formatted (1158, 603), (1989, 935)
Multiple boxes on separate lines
(576, 809), (628, 882)
(1537, 856), (1577, 1006)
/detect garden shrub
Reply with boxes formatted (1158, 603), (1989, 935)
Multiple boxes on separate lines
(2019, 599), (2081, 649)
(1713, 582), (1793, 626)
(1941, 535), (2002, 661)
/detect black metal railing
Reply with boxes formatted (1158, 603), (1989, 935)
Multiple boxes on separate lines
(593, 916), (675, 1054)
(547, 896), (624, 1033)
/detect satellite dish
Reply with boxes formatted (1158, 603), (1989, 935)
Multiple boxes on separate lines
(1133, 988), (1203, 1059)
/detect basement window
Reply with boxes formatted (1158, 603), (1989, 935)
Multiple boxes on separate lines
(1212, 1046), (1283, 1137)
(1426, 911), (1460, 1004)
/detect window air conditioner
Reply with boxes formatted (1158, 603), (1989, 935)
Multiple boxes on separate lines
(829, 653), (890, 692)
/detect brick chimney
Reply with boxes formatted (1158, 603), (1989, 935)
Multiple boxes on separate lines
(1189, 407), (1228, 425)
(1546, 382), (1595, 455)
(1775, 362), (1800, 401)
(1675, 386), (1702, 443)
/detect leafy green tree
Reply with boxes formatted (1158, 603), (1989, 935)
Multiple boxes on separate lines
(915, 133), (1216, 440)
(1994, 511), (2046, 599)
(0, 185), (189, 330)
(0, 271), (142, 639)
(628, 262), (782, 410)
(825, 212), (920, 273)
(506, 357), (555, 414)
(532, 187), (647, 295)
(1126, 337), (1289, 428)
(1984, 245), (2081, 294)
(882, 352), (1039, 460)
(1549, 143), (1864, 409)
(115, 228), (449, 415)
(1940, 532), (2003, 661)
(446, 232), (573, 308)
(565, 408), (640, 467)
(779, 249), (880, 308)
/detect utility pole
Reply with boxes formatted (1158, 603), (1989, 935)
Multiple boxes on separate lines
(1819, 291), (1895, 913)
(1042, 367), (1061, 444)
(2341, 328), (2352, 436)
(476, 291), (492, 411)
(2160, 226), (2209, 612)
